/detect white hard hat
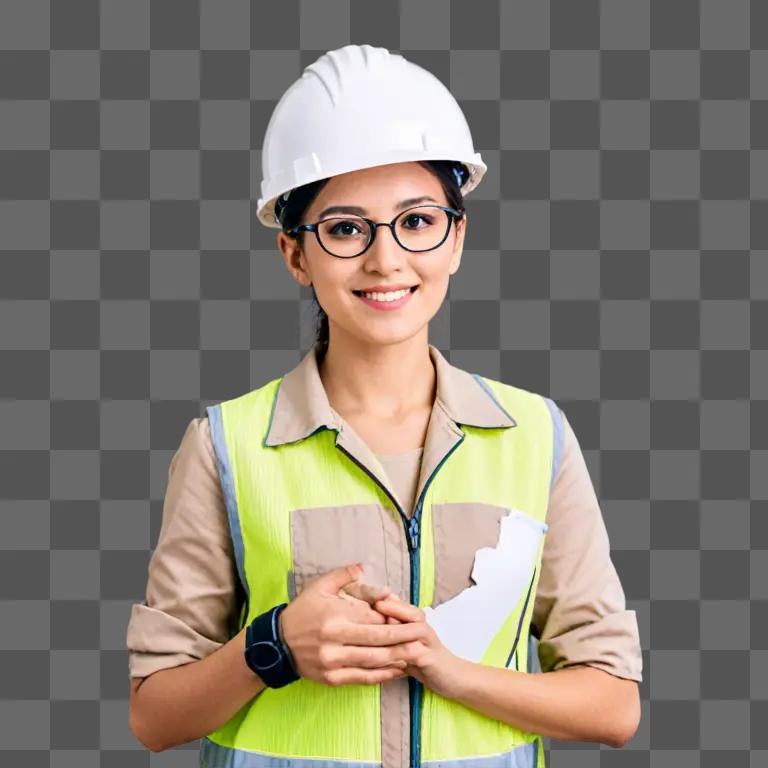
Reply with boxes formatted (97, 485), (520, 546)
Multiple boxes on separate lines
(256, 43), (487, 229)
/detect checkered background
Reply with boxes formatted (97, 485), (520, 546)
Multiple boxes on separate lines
(1, 0), (766, 765)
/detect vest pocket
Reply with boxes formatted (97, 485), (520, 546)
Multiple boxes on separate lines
(289, 503), (390, 596)
(431, 501), (508, 607)
(427, 503), (548, 663)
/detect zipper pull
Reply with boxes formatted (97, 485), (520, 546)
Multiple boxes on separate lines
(408, 516), (420, 550)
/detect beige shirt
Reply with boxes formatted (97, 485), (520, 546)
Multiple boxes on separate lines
(126, 409), (643, 684)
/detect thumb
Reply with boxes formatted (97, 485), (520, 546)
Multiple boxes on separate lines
(310, 562), (364, 594)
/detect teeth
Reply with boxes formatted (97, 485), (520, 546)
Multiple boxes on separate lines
(359, 288), (410, 302)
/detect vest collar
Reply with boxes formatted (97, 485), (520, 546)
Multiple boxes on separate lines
(264, 341), (516, 448)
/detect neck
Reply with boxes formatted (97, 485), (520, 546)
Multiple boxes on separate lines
(318, 329), (436, 421)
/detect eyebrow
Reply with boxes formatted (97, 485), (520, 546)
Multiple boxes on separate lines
(316, 196), (440, 220)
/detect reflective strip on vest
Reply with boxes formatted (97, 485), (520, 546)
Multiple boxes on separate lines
(202, 375), (556, 768)
(201, 737), (539, 767)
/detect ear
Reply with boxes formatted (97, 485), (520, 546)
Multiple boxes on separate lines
(276, 231), (312, 288)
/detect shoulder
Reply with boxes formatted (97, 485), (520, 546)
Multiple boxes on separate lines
(474, 373), (568, 441)
(182, 415), (214, 456)
(166, 416), (218, 483)
(471, 373), (572, 488)
(472, 372), (548, 410)
(207, 375), (284, 417)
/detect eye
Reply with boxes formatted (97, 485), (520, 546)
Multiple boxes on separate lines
(328, 219), (365, 237)
(402, 213), (434, 229)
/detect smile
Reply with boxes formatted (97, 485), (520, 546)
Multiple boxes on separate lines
(352, 285), (418, 311)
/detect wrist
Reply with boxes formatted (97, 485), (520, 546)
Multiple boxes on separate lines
(443, 654), (473, 701)
(277, 604), (298, 673)
(243, 603), (300, 688)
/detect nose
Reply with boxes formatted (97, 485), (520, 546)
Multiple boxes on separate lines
(363, 223), (408, 270)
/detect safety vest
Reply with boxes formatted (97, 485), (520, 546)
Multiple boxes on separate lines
(199, 343), (563, 768)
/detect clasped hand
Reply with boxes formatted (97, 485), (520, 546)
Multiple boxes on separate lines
(279, 563), (465, 699)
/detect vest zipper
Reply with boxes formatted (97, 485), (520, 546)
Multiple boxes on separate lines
(332, 441), (420, 767)
(335, 430), (465, 768)
(407, 516), (420, 549)
(408, 432), (465, 768)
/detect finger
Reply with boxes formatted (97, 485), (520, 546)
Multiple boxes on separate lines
(374, 596), (426, 623)
(341, 581), (393, 605)
(309, 563), (365, 595)
(323, 665), (407, 687)
(331, 593), (388, 624)
(352, 601), (389, 625)
(337, 619), (427, 646)
(331, 643), (415, 669)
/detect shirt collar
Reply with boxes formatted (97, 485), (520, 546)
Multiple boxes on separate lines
(263, 342), (516, 447)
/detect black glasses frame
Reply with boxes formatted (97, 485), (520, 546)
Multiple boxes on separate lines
(285, 204), (465, 259)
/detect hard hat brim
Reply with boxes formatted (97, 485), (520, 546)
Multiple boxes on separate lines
(257, 152), (487, 230)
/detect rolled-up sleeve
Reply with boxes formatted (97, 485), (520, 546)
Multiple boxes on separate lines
(126, 416), (241, 679)
(531, 409), (643, 683)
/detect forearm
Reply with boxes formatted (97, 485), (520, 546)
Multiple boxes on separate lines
(131, 626), (266, 752)
(449, 660), (639, 748)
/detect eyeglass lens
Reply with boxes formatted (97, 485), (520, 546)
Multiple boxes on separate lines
(316, 206), (453, 258)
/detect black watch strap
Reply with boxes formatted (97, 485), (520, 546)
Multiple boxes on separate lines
(244, 603), (300, 688)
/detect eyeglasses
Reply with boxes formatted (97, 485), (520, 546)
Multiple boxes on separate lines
(285, 204), (464, 259)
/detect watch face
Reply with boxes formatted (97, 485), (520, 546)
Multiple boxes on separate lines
(247, 640), (281, 670)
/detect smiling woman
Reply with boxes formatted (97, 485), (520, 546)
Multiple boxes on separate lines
(274, 160), (467, 345)
(273, 160), (471, 371)
(128, 42), (641, 767)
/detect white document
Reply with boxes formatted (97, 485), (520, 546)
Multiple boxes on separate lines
(423, 508), (548, 663)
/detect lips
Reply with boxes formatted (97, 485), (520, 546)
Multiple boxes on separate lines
(353, 285), (418, 311)
(352, 286), (418, 296)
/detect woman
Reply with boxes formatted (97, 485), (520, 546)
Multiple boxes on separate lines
(128, 44), (642, 766)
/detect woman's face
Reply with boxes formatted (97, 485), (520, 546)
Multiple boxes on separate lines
(277, 161), (467, 347)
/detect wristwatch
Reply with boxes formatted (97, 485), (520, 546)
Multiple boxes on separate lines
(243, 603), (301, 688)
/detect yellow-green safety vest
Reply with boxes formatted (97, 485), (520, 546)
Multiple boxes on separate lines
(200, 361), (562, 768)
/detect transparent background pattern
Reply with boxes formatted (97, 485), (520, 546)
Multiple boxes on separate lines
(0, 0), (766, 765)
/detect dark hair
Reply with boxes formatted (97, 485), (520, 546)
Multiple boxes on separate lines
(274, 160), (468, 350)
